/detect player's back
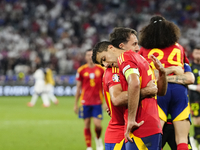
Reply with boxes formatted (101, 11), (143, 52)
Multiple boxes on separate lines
(139, 43), (185, 69)
(139, 44), (190, 123)
(103, 67), (125, 143)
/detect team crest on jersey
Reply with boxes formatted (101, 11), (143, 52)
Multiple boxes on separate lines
(95, 69), (101, 77)
(112, 74), (120, 82)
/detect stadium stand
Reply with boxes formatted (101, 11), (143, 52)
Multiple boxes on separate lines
(0, 0), (199, 83)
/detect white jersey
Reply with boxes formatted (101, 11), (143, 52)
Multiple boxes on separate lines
(33, 69), (45, 94)
(33, 69), (44, 80)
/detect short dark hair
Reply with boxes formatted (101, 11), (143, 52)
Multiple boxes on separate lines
(139, 15), (180, 49)
(194, 44), (200, 50)
(92, 41), (112, 64)
(85, 48), (92, 55)
(86, 48), (92, 52)
(109, 27), (137, 48)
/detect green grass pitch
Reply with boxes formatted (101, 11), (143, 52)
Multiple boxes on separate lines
(0, 96), (194, 150)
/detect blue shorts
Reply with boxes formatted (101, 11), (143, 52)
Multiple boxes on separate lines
(125, 133), (162, 150)
(105, 139), (126, 150)
(78, 104), (103, 120)
(157, 83), (190, 122)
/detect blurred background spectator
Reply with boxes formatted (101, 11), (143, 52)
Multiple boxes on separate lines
(0, 0), (199, 84)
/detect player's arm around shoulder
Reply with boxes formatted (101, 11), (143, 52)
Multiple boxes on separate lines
(165, 66), (184, 75)
(140, 80), (158, 100)
(167, 63), (195, 85)
(109, 84), (128, 106)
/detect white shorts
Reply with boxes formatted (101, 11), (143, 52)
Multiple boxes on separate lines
(45, 84), (54, 93)
(34, 80), (46, 94)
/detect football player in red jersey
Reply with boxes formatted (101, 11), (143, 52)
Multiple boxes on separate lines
(138, 15), (191, 150)
(103, 27), (166, 150)
(109, 26), (194, 150)
(103, 66), (158, 150)
(92, 41), (167, 150)
(74, 49), (105, 150)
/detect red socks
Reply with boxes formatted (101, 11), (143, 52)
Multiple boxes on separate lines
(84, 128), (91, 147)
(95, 127), (102, 139)
(84, 127), (102, 147)
(177, 143), (189, 150)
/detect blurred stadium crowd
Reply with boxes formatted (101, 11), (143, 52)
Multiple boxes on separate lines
(0, 0), (200, 84)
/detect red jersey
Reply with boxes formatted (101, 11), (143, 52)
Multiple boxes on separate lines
(76, 64), (104, 105)
(118, 50), (162, 138)
(103, 67), (125, 143)
(138, 43), (186, 70)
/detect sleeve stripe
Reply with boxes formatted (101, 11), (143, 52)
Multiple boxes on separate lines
(112, 67), (119, 73)
(118, 54), (125, 65)
(122, 54), (124, 62)
(106, 91), (112, 116)
(112, 67), (114, 73)
(125, 68), (140, 80)
(119, 56), (122, 64)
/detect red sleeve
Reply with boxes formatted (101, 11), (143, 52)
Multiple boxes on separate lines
(118, 51), (138, 75)
(138, 48), (143, 55)
(76, 69), (82, 81)
(183, 52), (189, 64)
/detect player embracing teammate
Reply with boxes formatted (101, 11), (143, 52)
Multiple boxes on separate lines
(91, 15), (193, 150)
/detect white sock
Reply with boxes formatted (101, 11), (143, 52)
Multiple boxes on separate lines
(48, 93), (57, 103)
(30, 94), (38, 105)
(41, 93), (50, 106)
(190, 136), (198, 150)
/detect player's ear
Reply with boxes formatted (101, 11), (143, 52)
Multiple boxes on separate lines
(108, 44), (119, 52)
(108, 44), (114, 52)
(119, 43), (124, 49)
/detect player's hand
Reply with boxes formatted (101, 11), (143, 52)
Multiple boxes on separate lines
(103, 103), (108, 111)
(147, 80), (158, 96)
(125, 120), (144, 142)
(74, 105), (78, 114)
(171, 66), (184, 75)
(106, 108), (111, 117)
(149, 55), (165, 73)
